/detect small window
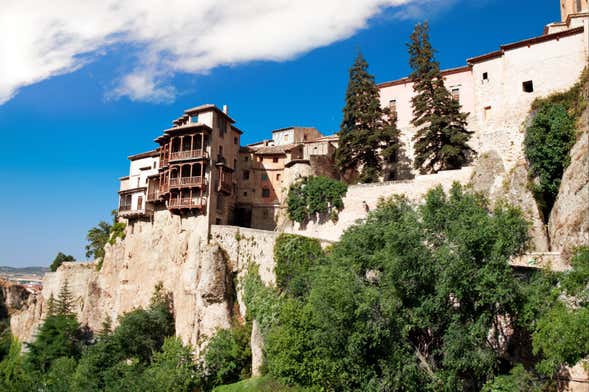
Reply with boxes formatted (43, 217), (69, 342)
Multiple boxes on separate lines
(153, 162), (157, 169)
(262, 188), (270, 198)
(259, 156), (263, 162)
(233, 159), (237, 169)
(522, 80), (534, 93)
(243, 191), (248, 197)
(244, 155), (249, 162)
(576, 0), (582, 12)
(388, 99), (397, 113)
(272, 157), (279, 163)
(451, 88), (460, 101)
(243, 170), (250, 180)
(191, 115), (199, 123)
(482, 72), (488, 80)
(261, 173), (268, 181)
(276, 173), (281, 181)
(234, 137), (238, 145)
(483, 106), (492, 121)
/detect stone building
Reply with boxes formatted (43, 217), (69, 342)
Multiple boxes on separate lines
(118, 150), (160, 218)
(378, 1), (588, 172)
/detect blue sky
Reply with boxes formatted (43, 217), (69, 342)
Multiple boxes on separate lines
(0, 0), (557, 267)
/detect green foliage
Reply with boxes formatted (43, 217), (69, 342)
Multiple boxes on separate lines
(286, 176), (347, 224)
(203, 322), (252, 390)
(56, 279), (75, 315)
(86, 210), (126, 267)
(43, 356), (78, 392)
(408, 22), (474, 173)
(524, 103), (576, 220)
(213, 375), (304, 392)
(49, 252), (75, 272)
(335, 52), (401, 182)
(481, 365), (543, 392)
(0, 338), (36, 391)
(26, 314), (85, 373)
(274, 234), (324, 298)
(261, 184), (531, 390)
(531, 247), (589, 376)
(242, 265), (283, 336)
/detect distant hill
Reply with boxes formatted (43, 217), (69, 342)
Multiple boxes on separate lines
(0, 266), (49, 275)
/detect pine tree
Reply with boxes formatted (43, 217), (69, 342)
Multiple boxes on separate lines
(335, 52), (401, 183)
(46, 293), (57, 317)
(98, 314), (113, 340)
(408, 22), (474, 173)
(56, 279), (74, 316)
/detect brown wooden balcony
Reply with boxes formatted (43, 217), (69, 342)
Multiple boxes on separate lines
(169, 176), (206, 189)
(147, 190), (161, 202)
(169, 149), (207, 162)
(168, 197), (206, 209)
(119, 204), (132, 212)
(218, 180), (232, 194)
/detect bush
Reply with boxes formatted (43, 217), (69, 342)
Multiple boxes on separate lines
(273, 234), (324, 298)
(286, 176), (347, 224)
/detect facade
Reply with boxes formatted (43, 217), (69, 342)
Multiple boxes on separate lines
(378, 4), (588, 172)
(118, 150), (160, 218)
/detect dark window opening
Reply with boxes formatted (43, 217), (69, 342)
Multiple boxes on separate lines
(276, 173), (281, 181)
(262, 188), (270, 198)
(576, 0), (582, 12)
(243, 170), (250, 180)
(243, 191), (248, 197)
(388, 99), (397, 114)
(234, 137), (238, 145)
(522, 80), (534, 93)
(482, 72), (488, 80)
(272, 157), (278, 163)
(261, 173), (268, 181)
(451, 88), (460, 101)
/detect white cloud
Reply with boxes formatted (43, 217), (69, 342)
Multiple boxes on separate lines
(0, 0), (440, 104)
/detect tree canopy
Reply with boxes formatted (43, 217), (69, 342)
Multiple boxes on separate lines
(409, 22), (474, 173)
(49, 252), (75, 272)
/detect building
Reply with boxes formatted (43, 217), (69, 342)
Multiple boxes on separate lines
(118, 150), (160, 218)
(378, 0), (588, 172)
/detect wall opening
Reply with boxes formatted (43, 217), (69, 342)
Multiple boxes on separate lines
(482, 72), (488, 81)
(522, 80), (534, 93)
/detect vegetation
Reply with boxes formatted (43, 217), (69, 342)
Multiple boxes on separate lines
(286, 176), (347, 224)
(524, 69), (587, 221)
(86, 210), (126, 269)
(335, 52), (401, 183)
(408, 22), (474, 173)
(213, 375), (304, 392)
(49, 252), (75, 272)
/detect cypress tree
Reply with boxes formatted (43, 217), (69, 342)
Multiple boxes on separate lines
(335, 52), (400, 183)
(408, 22), (474, 173)
(46, 293), (57, 317)
(56, 279), (74, 316)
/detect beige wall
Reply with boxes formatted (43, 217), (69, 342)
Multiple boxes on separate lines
(561, 0), (588, 21)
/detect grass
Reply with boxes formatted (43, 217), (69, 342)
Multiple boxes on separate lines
(212, 375), (305, 392)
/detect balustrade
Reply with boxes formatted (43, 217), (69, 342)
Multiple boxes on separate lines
(169, 149), (206, 162)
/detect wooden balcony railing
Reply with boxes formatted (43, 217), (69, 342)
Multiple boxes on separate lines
(119, 204), (132, 212)
(168, 197), (206, 209)
(169, 176), (205, 188)
(218, 180), (232, 194)
(147, 190), (160, 202)
(170, 149), (206, 162)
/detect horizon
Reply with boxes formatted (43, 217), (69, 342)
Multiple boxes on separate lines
(0, 0), (559, 267)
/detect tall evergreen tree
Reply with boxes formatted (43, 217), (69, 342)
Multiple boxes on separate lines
(56, 280), (74, 316)
(335, 52), (400, 183)
(408, 22), (474, 173)
(46, 293), (57, 317)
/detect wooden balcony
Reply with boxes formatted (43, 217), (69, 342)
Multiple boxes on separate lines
(169, 149), (207, 162)
(169, 176), (206, 189)
(218, 180), (232, 194)
(168, 197), (206, 209)
(119, 204), (132, 212)
(147, 190), (161, 202)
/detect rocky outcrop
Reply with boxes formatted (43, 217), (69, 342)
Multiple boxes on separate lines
(548, 105), (589, 258)
(469, 150), (550, 252)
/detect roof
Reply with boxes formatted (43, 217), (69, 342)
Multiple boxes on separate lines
(183, 104), (236, 123)
(128, 149), (159, 161)
(377, 65), (471, 89)
(250, 144), (300, 155)
(154, 122), (213, 143)
(303, 134), (339, 143)
(468, 26), (584, 64)
(231, 124), (244, 135)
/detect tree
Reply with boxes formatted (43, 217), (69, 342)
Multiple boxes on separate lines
(335, 52), (401, 183)
(408, 22), (474, 173)
(286, 176), (347, 224)
(56, 279), (75, 316)
(46, 293), (57, 317)
(49, 252), (75, 272)
(85, 221), (111, 261)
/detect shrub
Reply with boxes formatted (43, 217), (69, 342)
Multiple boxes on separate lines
(286, 176), (347, 224)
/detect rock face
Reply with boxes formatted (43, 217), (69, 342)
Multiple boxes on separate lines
(469, 150), (550, 252)
(548, 105), (589, 257)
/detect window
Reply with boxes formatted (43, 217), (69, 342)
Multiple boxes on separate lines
(482, 72), (488, 81)
(484, 106), (492, 121)
(388, 99), (397, 114)
(243, 191), (248, 197)
(276, 173), (281, 181)
(233, 159), (237, 169)
(577, 0), (582, 12)
(262, 188), (270, 198)
(190, 115), (199, 123)
(272, 157), (279, 163)
(522, 80), (534, 93)
(261, 173), (268, 181)
(259, 156), (263, 162)
(451, 88), (460, 101)
(218, 116), (226, 137)
(153, 162), (157, 169)
(243, 170), (250, 180)
(234, 137), (238, 145)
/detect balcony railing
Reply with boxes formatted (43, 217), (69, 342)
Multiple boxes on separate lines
(169, 149), (206, 162)
(169, 176), (206, 188)
(147, 190), (160, 202)
(218, 180), (232, 194)
(168, 197), (206, 209)
(119, 204), (132, 212)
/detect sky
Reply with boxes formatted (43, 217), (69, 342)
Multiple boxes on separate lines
(0, 0), (558, 267)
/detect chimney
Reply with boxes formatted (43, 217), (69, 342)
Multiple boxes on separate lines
(222, 104), (228, 114)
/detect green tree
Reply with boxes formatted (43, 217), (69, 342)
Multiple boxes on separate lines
(0, 338), (37, 391)
(143, 337), (201, 392)
(335, 52), (401, 182)
(46, 293), (57, 317)
(286, 176), (347, 224)
(524, 103), (576, 220)
(409, 22), (474, 173)
(56, 279), (75, 316)
(49, 252), (75, 272)
(85, 221), (112, 261)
